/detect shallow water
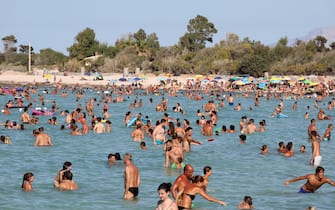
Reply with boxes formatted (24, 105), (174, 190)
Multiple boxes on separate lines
(1, 88), (335, 210)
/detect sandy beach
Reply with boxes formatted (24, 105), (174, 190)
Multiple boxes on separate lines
(0, 69), (201, 88)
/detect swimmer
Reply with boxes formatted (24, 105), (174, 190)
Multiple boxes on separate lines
(140, 141), (148, 150)
(285, 166), (335, 193)
(238, 196), (254, 209)
(22, 172), (34, 192)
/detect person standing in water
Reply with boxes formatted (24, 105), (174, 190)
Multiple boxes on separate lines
(123, 153), (141, 200)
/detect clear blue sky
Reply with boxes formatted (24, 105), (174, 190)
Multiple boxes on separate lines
(1, 0), (334, 55)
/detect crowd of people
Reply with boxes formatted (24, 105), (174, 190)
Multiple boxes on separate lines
(2, 77), (335, 209)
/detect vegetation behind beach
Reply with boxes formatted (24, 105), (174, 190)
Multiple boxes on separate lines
(1, 15), (335, 77)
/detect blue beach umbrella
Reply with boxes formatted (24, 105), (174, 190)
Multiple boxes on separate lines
(119, 77), (127, 82)
(133, 77), (142, 81)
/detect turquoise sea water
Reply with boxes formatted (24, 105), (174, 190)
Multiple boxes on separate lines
(1, 87), (335, 210)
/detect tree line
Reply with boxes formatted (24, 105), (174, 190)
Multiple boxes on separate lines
(1, 14), (335, 77)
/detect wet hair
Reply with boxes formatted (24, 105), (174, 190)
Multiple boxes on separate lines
(286, 142), (293, 151)
(244, 196), (252, 205)
(239, 134), (246, 141)
(191, 175), (204, 183)
(229, 125), (235, 130)
(22, 172), (34, 188)
(63, 171), (73, 180)
(157, 182), (172, 192)
(316, 166), (324, 174)
(222, 125), (227, 132)
(311, 130), (317, 137)
(203, 166), (212, 175)
(261, 145), (267, 151)
(185, 127), (193, 132)
(62, 161), (72, 170)
(140, 141), (146, 147)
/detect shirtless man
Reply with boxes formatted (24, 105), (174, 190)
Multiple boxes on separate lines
(310, 131), (321, 166)
(322, 123), (333, 141)
(171, 164), (194, 199)
(20, 107), (30, 124)
(285, 166), (335, 193)
(152, 119), (166, 145)
(123, 153), (141, 200)
(174, 122), (185, 138)
(34, 127), (52, 146)
(93, 117), (105, 134)
(239, 116), (248, 134)
(165, 140), (184, 169)
(307, 119), (319, 140)
(246, 119), (256, 134)
(131, 124), (145, 142)
(228, 93), (234, 106)
(183, 127), (202, 153)
(201, 120), (213, 136)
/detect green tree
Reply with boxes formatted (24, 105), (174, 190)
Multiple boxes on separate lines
(330, 42), (335, 50)
(38, 48), (67, 65)
(179, 15), (217, 52)
(67, 28), (100, 60)
(273, 37), (292, 60)
(314, 35), (328, 52)
(2, 35), (17, 52)
(238, 41), (271, 77)
(146, 33), (160, 61)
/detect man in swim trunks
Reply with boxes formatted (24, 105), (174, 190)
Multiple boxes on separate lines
(228, 93), (234, 106)
(123, 153), (141, 200)
(310, 130), (322, 166)
(153, 119), (166, 145)
(165, 140), (184, 169)
(285, 166), (335, 193)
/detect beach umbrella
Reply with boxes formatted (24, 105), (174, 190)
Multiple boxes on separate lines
(309, 82), (319, 87)
(133, 77), (142, 81)
(119, 77), (127, 82)
(202, 79), (209, 83)
(298, 77), (305, 81)
(234, 80), (245, 86)
(229, 77), (240, 82)
(214, 76), (222, 80)
(257, 83), (267, 89)
(303, 79), (312, 85)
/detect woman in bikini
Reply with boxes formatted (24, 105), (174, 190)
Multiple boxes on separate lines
(176, 175), (226, 209)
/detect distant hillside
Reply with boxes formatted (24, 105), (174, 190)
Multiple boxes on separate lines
(296, 26), (335, 45)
